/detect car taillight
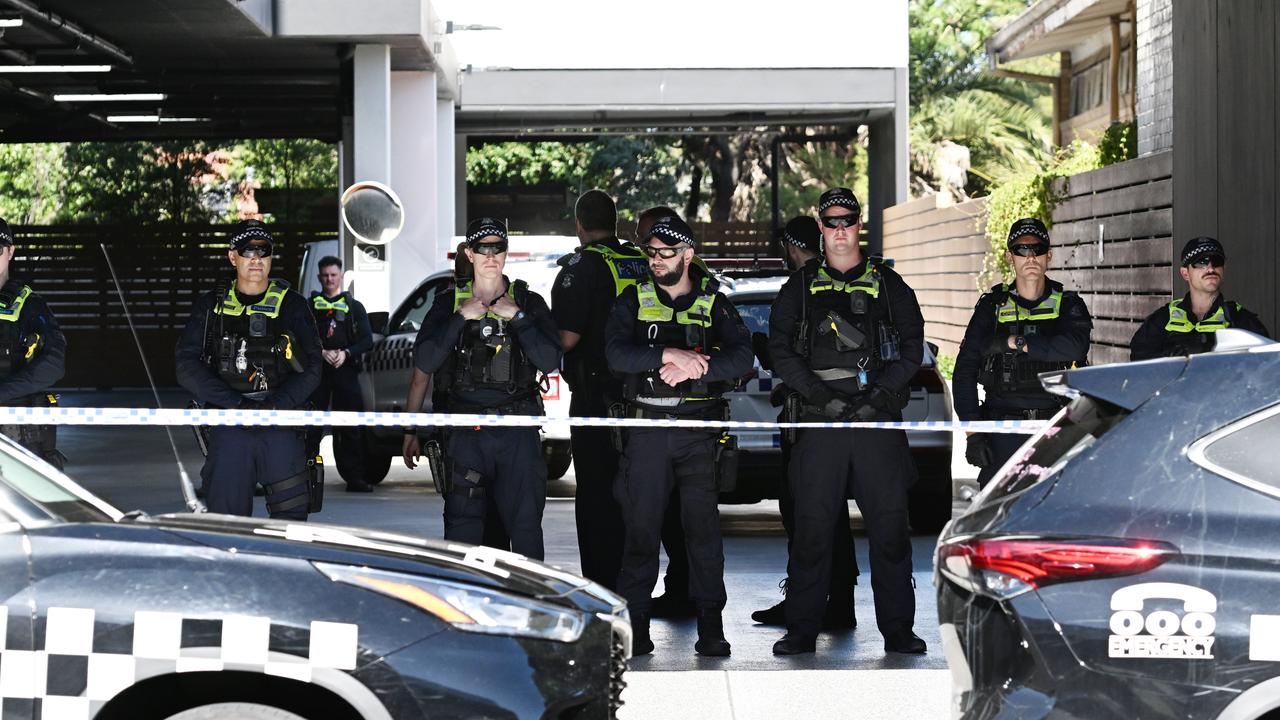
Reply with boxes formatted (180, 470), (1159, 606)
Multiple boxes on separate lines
(938, 537), (1179, 599)
(911, 367), (946, 394)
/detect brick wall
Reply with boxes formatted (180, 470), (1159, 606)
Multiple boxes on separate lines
(1137, 0), (1174, 156)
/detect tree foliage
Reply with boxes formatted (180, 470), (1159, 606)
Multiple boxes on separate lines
(0, 144), (66, 224)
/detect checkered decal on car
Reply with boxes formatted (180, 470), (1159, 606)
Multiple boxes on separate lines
(363, 335), (415, 373)
(0, 605), (359, 719)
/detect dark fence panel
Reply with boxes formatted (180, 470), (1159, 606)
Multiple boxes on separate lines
(11, 224), (335, 389)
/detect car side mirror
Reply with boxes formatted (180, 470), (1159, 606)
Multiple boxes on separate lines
(368, 311), (390, 334)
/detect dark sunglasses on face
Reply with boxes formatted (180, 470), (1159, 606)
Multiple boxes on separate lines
(642, 245), (682, 259)
(237, 245), (272, 259)
(1189, 256), (1224, 270)
(1009, 243), (1050, 257)
(819, 214), (859, 229)
(472, 242), (508, 256)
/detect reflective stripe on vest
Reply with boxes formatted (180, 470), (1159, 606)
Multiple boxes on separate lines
(1165, 299), (1230, 333)
(636, 280), (716, 326)
(217, 280), (288, 318)
(312, 294), (350, 313)
(995, 287), (1062, 323)
(453, 281), (518, 319)
(808, 266), (880, 298)
(583, 243), (651, 296)
(0, 285), (33, 323)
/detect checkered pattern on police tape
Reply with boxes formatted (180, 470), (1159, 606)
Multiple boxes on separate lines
(0, 605), (359, 719)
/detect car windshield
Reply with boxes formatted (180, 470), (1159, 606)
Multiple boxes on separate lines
(979, 395), (1131, 503)
(0, 441), (119, 523)
(734, 299), (772, 335)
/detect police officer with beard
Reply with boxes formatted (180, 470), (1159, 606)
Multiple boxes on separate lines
(606, 215), (753, 657)
(768, 188), (926, 656)
(306, 256), (375, 492)
(552, 190), (650, 587)
(1130, 237), (1269, 360)
(413, 218), (562, 559)
(175, 220), (322, 518)
(954, 218), (1092, 488)
(752, 216), (858, 631)
(0, 218), (66, 468)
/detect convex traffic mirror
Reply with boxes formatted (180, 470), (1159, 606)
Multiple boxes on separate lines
(340, 181), (405, 245)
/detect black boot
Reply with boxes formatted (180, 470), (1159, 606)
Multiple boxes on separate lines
(751, 578), (788, 625)
(631, 611), (654, 656)
(694, 610), (731, 657)
(650, 591), (696, 619)
(772, 632), (817, 655)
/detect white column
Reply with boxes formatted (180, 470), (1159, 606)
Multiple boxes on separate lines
(389, 70), (439, 308)
(435, 98), (456, 269)
(350, 44), (392, 312)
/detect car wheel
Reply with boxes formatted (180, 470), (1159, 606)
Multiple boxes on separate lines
(543, 441), (572, 480)
(163, 703), (307, 720)
(908, 452), (953, 535)
(361, 438), (392, 485)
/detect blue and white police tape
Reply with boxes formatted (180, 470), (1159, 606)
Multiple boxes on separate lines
(0, 405), (1048, 434)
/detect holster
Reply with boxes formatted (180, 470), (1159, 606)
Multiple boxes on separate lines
(714, 433), (739, 493)
(307, 455), (325, 513)
(424, 438), (449, 494)
(189, 399), (211, 458)
(782, 391), (803, 445)
(608, 402), (627, 452)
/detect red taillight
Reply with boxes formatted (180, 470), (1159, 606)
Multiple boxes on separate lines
(939, 537), (1178, 598)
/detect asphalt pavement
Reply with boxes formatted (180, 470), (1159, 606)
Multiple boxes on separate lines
(56, 390), (963, 719)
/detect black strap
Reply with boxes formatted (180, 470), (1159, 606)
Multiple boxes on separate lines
(262, 470), (308, 495)
(267, 492), (310, 513)
(450, 467), (485, 498)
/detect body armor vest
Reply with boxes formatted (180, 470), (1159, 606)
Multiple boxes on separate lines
(0, 281), (40, 378)
(450, 280), (539, 398)
(311, 292), (355, 350)
(979, 282), (1076, 395)
(1160, 298), (1238, 356)
(625, 277), (732, 402)
(207, 280), (301, 393)
(802, 264), (886, 373)
(582, 242), (651, 296)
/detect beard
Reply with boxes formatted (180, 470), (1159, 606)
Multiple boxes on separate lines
(651, 256), (686, 287)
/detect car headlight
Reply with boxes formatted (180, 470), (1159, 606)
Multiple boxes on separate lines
(315, 563), (586, 643)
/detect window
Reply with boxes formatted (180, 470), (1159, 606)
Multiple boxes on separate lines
(733, 299), (772, 336)
(981, 395), (1131, 503)
(0, 445), (117, 523)
(1189, 404), (1280, 496)
(390, 278), (453, 336)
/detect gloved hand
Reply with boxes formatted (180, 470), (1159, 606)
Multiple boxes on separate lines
(821, 396), (854, 420)
(966, 434), (994, 468)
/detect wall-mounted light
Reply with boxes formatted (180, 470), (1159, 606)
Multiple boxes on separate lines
(0, 18), (23, 28)
(445, 21), (501, 33)
(107, 115), (207, 123)
(54, 92), (166, 102)
(0, 64), (111, 73)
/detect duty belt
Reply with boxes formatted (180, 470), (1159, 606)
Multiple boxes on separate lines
(813, 368), (859, 381)
(448, 396), (542, 417)
(624, 401), (725, 422)
(982, 406), (1060, 421)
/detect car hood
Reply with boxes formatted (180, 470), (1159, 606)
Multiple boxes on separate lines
(128, 513), (623, 614)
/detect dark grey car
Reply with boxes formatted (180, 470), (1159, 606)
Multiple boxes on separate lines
(935, 330), (1280, 719)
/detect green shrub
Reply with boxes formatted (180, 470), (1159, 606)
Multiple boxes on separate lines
(1099, 121), (1137, 167)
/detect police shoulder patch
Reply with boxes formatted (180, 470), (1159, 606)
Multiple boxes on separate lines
(561, 275), (573, 289)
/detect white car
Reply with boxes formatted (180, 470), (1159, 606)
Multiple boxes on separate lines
(355, 236), (579, 483)
(717, 267), (956, 533)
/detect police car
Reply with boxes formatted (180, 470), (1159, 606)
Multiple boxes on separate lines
(0, 432), (628, 720)
(357, 236), (579, 483)
(715, 262), (955, 532)
(936, 330), (1280, 719)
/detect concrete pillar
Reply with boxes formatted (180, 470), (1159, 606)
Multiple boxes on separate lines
(866, 68), (910, 257)
(350, 44), (392, 312)
(389, 70), (439, 308)
(436, 98), (456, 267)
(455, 133), (468, 235)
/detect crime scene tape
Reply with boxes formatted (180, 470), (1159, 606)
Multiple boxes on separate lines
(0, 406), (1049, 434)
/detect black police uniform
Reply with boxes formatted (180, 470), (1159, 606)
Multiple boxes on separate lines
(413, 276), (562, 559)
(953, 279), (1092, 487)
(304, 290), (374, 487)
(176, 280), (322, 518)
(1130, 294), (1269, 360)
(605, 267), (753, 644)
(767, 257), (924, 648)
(0, 277), (67, 467)
(552, 237), (650, 589)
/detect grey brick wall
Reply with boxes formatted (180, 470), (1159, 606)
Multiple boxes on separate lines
(1137, 0), (1174, 155)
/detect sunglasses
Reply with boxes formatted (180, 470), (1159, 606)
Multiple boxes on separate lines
(819, 214), (859, 229)
(237, 245), (272, 259)
(642, 245), (683, 259)
(471, 242), (508, 256)
(1009, 243), (1050, 257)
(1188, 256), (1225, 270)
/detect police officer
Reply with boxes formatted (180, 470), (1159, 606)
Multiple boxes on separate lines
(752, 216), (859, 631)
(552, 190), (650, 588)
(0, 218), (66, 467)
(305, 256), (374, 492)
(413, 217), (562, 559)
(175, 220), (322, 518)
(768, 188), (926, 656)
(1130, 237), (1270, 360)
(606, 215), (753, 657)
(954, 218), (1092, 489)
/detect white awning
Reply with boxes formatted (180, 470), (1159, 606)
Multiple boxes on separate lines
(987, 0), (1131, 65)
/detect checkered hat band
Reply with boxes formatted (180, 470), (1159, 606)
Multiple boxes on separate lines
(229, 227), (274, 247)
(466, 226), (507, 244)
(0, 230), (11, 246)
(652, 224), (694, 246)
(783, 231), (812, 249)
(1182, 244), (1224, 265)
(819, 197), (860, 213)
